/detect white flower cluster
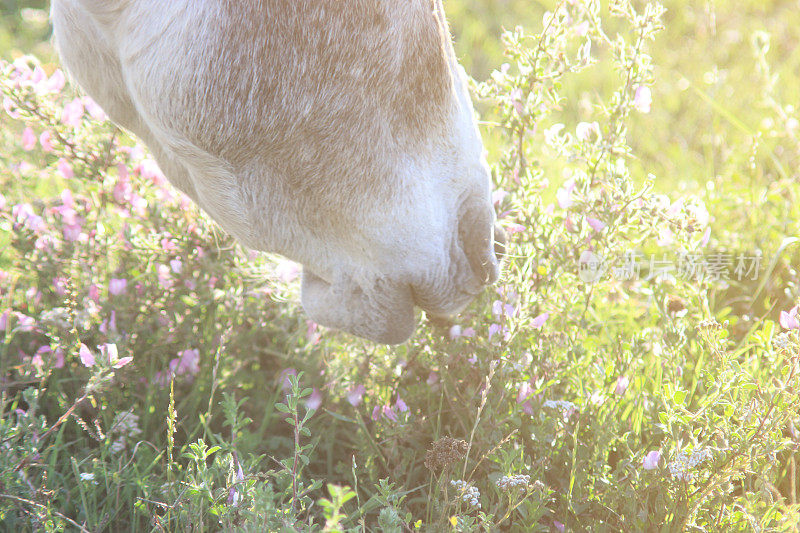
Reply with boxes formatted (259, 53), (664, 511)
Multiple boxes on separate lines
(543, 400), (577, 413)
(450, 480), (481, 508)
(773, 332), (796, 351)
(109, 410), (142, 454)
(496, 474), (531, 492)
(668, 448), (712, 481)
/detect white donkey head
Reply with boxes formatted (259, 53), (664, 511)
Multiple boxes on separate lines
(51, 0), (504, 343)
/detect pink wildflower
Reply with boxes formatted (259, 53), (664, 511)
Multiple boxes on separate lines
(170, 349), (200, 376)
(109, 278), (128, 296)
(643, 450), (661, 470)
(39, 130), (54, 152)
(780, 306), (800, 330)
(21, 127), (36, 151)
(347, 385), (366, 407)
(61, 98), (84, 128)
(395, 395), (408, 412)
(45, 69), (66, 92)
(633, 85), (652, 113)
(57, 158), (74, 179)
(531, 313), (549, 328)
(586, 217), (606, 232)
(615, 376), (630, 395)
(306, 388), (322, 411)
(79, 343), (95, 367)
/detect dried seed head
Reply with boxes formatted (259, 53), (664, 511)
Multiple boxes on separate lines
(424, 437), (468, 472)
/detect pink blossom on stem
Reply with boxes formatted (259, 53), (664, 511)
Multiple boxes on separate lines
(780, 306), (800, 330)
(615, 376), (630, 395)
(39, 130), (54, 152)
(79, 343), (95, 367)
(21, 127), (36, 151)
(586, 217), (606, 232)
(517, 382), (533, 404)
(109, 278), (128, 296)
(45, 69), (66, 93)
(531, 313), (549, 328)
(53, 277), (68, 296)
(57, 158), (74, 179)
(306, 388), (322, 411)
(395, 395), (408, 412)
(279, 368), (297, 392)
(633, 85), (652, 113)
(643, 450), (661, 470)
(169, 349), (199, 376)
(60, 98), (84, 128)
(347, 385), (366, 407)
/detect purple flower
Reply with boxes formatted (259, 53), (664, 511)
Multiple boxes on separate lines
(531, 313), (549, 329)
(586, 217), (606, 232)
(521, 401), (535, 416)
(306, 388), (322, 410)
(633, 85), (652, 113)
(492, 189), (509, 205)
(395, 395), (408, 413)
(448, 324), (462, 340)
(504, 223), (525, 235)
(615, 376), (630, 395)
(157, 265), (173, 289)
(275, 260), (300, 283)
(170, 349), (199, 376)
(53, 277), (68, 296)
(517, 382), (533, 404)
(60, 98), (84, 128)
(643, 450), (661, 470)
(57, 158), (74, 180)
(169, 259), (183, 274)
(21, 127), (36, 151)
(100, 343), (132, 369)
(780, 306), (799, 330)
(279, 368), (297, 392)
(109, 278), (128, 296)
(426, 371), (439, 386)
(39, 130), (54, 152)
(0, 310), (8, 331)
(557, 181), (575, 209)
(382, 405), (398, 422)
(79, 343), (95, 367)
(15, 313), (35, 332)
(576, 121), (600, 142)
(488, 323), (502, 341)
(45, 69), (65, 92)
(347, 385), (366, 407)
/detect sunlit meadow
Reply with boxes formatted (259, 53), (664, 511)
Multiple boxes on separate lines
(1, 1), (799, 531)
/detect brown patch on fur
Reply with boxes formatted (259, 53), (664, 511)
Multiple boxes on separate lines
(144, 0), (454, 226)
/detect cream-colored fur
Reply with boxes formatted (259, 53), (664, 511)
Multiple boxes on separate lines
(51, 0), (501, 344)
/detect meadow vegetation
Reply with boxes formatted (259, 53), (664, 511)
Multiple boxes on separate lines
(0, 1), (799, 530)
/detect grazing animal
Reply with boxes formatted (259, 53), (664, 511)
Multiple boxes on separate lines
(50, 0), (503, 344)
